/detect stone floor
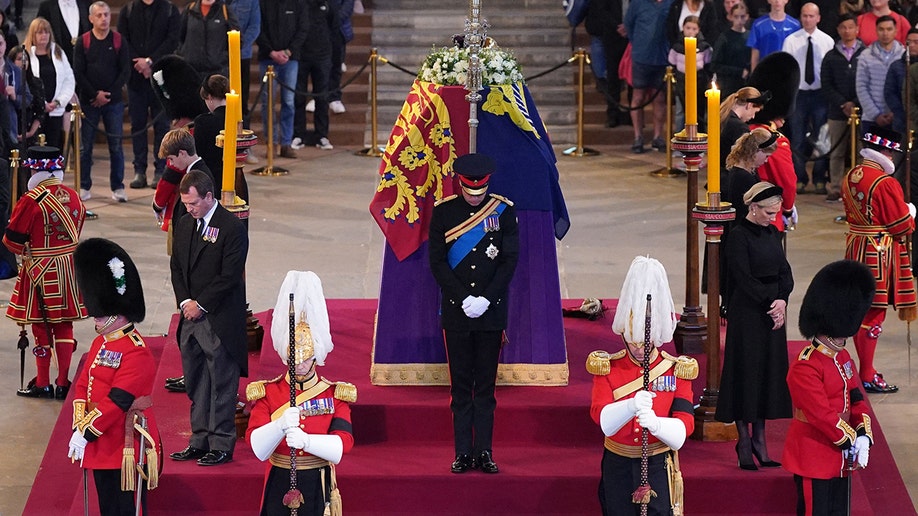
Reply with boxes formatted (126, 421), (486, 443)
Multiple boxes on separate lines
(1, 141), (916, 514)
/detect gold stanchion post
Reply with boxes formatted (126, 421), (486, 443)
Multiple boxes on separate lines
(69, 103), (96, 220)
(252, 65), (289, 176)
(356, 48), (385, 157)
(652, 66), (682, 177)
(563, 48), (599, 157)
(10, 148), (19, 205)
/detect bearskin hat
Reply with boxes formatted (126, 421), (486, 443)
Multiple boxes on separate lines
(74, 238), (145, 323)
(747, 51), (800, 125)
(798, 260), (875, 339)
(150, 55), (208, 123)
(271, 271), (333, 367)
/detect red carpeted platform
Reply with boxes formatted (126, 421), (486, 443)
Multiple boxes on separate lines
(24, 299), (915, 515)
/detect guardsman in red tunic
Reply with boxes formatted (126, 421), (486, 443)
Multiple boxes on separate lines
(588, 256), (697, 516)
(784, 260), (877, 515)
(841, 127), (917, 393)
(5, 146), (87, 399)
(68, 238), (161, 515)
(247, 271), (355, 516)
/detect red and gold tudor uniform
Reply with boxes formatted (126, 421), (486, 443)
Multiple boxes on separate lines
(72, 325), (161, 485)
(783, 342), (872, 480)
(246, 373), (355, 515)
(588, 348), (697, 515)
(5, 174), (87, 395)
(841, 157), (917, 385)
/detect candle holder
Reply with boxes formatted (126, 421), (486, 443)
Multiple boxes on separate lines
(671, 126), (707, 355)
(690, 191), (736, 442)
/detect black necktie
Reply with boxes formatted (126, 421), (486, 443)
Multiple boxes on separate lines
(805, 36), (815, 85)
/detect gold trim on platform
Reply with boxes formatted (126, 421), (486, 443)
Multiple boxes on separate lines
(369, 361), (570, 386)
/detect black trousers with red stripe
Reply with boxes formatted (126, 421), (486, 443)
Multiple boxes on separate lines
(794, 474), (849, 515)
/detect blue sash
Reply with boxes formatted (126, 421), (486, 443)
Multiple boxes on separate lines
(447, 202), (506, 269)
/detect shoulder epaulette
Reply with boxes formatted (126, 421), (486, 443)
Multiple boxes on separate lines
(245, 374), (284, 401)
(128, 332), (145, 347)
(798, 345), (816, 361)
(434, 194), (458, 207)
(327, 380), (357, 403)
(661, 351), (699, 380)
(489, 193), (514, 206)
(586, 349), (625, 375)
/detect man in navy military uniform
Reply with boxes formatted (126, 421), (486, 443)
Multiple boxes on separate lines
(428, 153), (519, 474)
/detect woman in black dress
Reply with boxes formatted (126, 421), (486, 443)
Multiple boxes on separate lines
(715, 181), (794, 471)
(722, 127), (777, 223)
(718, 86), (769, 168)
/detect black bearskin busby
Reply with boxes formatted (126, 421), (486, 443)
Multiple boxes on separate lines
(798, 260), (875, 339)
(74, 238), (145, 323)
(747, 51), (800, 125)
(150, 55), (208, 123)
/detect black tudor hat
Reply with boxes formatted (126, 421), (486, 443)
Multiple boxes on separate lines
(748, 51), (800, 124)
(24, 146), (63, 171)
(454, 153), (496, 195)
(863, 126), (904, 153)
(798, 260), (875, 339)
(74, 238), (145, 323)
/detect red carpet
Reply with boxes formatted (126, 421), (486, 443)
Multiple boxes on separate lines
(24, 299), (915, 515)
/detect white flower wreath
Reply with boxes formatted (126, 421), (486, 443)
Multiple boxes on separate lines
(418, 45), (525, 86)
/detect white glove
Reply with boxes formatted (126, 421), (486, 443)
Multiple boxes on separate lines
(68, 430), (87, 462)
(464, 296), (491, 318)
(783, 206), (799, 228)
(302, 434), (344, 464)
(908, 203), (916, 219)
(462, 295), (475, 311)
(636, 407), (661, 433)
(853, 435), (871, 468)
(630, 390), (655, 414)
(280, 406), (300, 431)
(285, 427), (311, 450)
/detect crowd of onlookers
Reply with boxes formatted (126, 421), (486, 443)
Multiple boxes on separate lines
(586, 0), (918, 200)
(0, 0), (358, 206)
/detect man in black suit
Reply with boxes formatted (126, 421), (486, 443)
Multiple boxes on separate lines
(36, 0), (92, 62)
(428, 153), (519, 475)
(168, 170), (249, 466)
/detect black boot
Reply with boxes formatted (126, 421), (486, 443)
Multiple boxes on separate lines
(17, 378), (54, 399)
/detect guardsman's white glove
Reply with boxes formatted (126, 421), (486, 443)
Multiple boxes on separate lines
(285, 427), (311, 450)
(636, 408), (687, 451)
(68, 430), (87, 462)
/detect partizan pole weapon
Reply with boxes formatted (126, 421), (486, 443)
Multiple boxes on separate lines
(632, 294), (655, 515)
(283, 293), (303, 515)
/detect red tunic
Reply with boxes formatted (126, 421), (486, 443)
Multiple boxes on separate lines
(783, 343), (872, 480)
(246, 373), (354, 470)
(590, 349), (695, 456)
(72, 326), (161, 470)
(3, 178), (86, 323)
(152, 163), (185, 232)
(751, 124), (797, 232)
(842, 160), (917, 311)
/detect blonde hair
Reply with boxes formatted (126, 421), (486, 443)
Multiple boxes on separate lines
(726, 127), (776, 168)
(719, 86), (763, 125)
(24, 17), (63, 61)
(158, 128), (196, 159)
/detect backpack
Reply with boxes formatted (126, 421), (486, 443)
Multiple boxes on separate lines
(562, 0), (589, 27)
(81, 30), (122, 53)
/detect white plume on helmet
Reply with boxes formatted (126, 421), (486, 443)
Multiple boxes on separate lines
(611, 256), (677, 347)
(271, 271), (333, 366)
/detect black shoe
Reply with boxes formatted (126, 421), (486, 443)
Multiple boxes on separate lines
(863, 373), (898, 393)
(197, 450), (233, 466)
(736, 443), (757, 471)
(631, 138), (645, 154)
(55, 382), (71, 400)
(450, 453), (473, 473)
(651, 137), (666, 152)
(751, 443), (781, 467)
(151, 173), (163, 189)
(605, 110), (620, 128)
(17, 378), (54, 399)
(477, 450), (499, 474)
(170, 446), (209, 461)
(164, 376), (186, 392)
(129, 174), (147, 189)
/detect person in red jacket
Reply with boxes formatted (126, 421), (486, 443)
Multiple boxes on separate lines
(588, 256), (697, 516)
(153, 128), (213, 250)
(784, 260), (876, 515)
(67, 238), (161, 515)
(5, 146), (87, 399)
(246, 270), (355, 516)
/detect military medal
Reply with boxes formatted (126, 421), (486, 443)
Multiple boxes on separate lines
(484, 213), (500, 232)
(651, 375), (676, 392)
(843, 360), (854, 380)
(486, 243), (499, 259)
(203, 226), (219, 243)
(299, 396), (335, 416)
(97, 349), (123, 368)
